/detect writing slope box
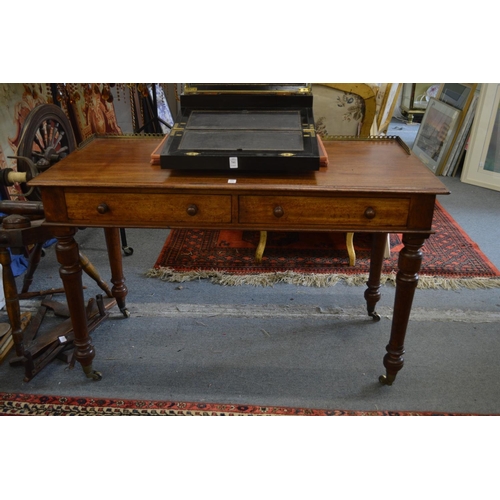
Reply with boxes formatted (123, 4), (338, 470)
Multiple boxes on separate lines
(160, 84), (320, 172)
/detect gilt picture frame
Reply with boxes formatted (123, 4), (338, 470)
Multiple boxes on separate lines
(412, 98), (460, 173)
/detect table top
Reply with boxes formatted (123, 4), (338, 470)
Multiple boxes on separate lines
(30, 136), (450, 197)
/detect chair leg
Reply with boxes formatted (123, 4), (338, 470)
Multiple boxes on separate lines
(253, 231), (379, 267)
(384, 234), (391, 258)
(346, 232), (356, 266)
(120, 228), (134, 256)
(347, 233), (390, 266)
(255, 231), (267, 263)
(79, 251), (113, 298)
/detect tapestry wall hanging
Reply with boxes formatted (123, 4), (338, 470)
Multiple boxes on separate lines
(0, 83), (52, 198)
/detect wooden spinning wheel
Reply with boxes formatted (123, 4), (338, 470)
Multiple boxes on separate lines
(14, 103), (76, 201)
(9, 103), (133, 256)
(0, 104), (119, 380)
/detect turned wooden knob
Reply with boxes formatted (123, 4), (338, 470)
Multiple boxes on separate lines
(2, 214), (31, 229)
(186, 204), (198, 216)
(273, 206), (284, 218)
(97, 203), (109, 214)
(364, 207), (376, 219)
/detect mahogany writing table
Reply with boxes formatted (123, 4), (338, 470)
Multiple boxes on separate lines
(30, 136), (450, 385)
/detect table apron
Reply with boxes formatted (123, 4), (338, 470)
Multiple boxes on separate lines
(41, 188), (437, 233)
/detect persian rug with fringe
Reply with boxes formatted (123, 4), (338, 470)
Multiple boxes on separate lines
(148, 202), (500, 290)
(0, 392), (482, 416)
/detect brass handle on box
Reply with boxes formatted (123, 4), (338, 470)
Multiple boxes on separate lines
(187, 204), (198, 216)
(364, 207), (376, 219)
(97, 203), (110, 214)
(273, 206), (284, 218)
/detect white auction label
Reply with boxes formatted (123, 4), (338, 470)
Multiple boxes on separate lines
(228, 179), (237, 184)
(229, 157), (238, 169)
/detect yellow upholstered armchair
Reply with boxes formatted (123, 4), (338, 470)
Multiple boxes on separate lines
(312, 83), (378, 138)
(312, 83), (378, 266)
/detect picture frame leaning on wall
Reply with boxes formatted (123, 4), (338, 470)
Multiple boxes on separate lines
(461, 83), (500, 191)
(412, 97), (460, 174)
(439, 83), (473, 111)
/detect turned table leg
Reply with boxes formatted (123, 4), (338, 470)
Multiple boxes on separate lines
(53, 227), (101, 380)
(104, 228), (129, 317)
(364, 232), (388, 321)
(379, 233), (429, 385)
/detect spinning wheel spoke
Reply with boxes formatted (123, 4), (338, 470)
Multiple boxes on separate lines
(15, 104), (76, 201)
(40, 120), (47, 147)
(48, 120), (55, 146)
(52, 129), (64, 150)
(33, 130), (45, 153)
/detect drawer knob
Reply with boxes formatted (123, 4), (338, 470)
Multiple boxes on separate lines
(273, 206), (284, 218)
(97, 203), (109, 214)
(186, 204), (198, 216)
(364, 207), (376, 219)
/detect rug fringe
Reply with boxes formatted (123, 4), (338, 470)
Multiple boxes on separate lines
(147, 267), (500, 290)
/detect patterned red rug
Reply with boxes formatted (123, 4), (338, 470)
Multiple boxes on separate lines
(148, 202), (500, 289)
(0, 392), (481, 416)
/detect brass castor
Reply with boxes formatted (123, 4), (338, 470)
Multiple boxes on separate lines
(379, 373), (396, 386)
(369, 311), (381, 321)
(121, 307), (131, 318)
(123, 246), (134, 256)
(83, 365), (103, 381)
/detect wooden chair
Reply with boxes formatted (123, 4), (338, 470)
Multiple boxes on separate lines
(312, 83), (378, 138)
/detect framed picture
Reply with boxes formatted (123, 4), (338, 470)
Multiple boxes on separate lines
(439, 83), (472, 110)
(461, 83), (500, 191)
(412, 98), (460, 173)
(440, 88), (480, 176)
(435, 84), (478, 175)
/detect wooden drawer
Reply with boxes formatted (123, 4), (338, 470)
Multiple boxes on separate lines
(64, 192), (232, 225)
(239, 195), (410, 228)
